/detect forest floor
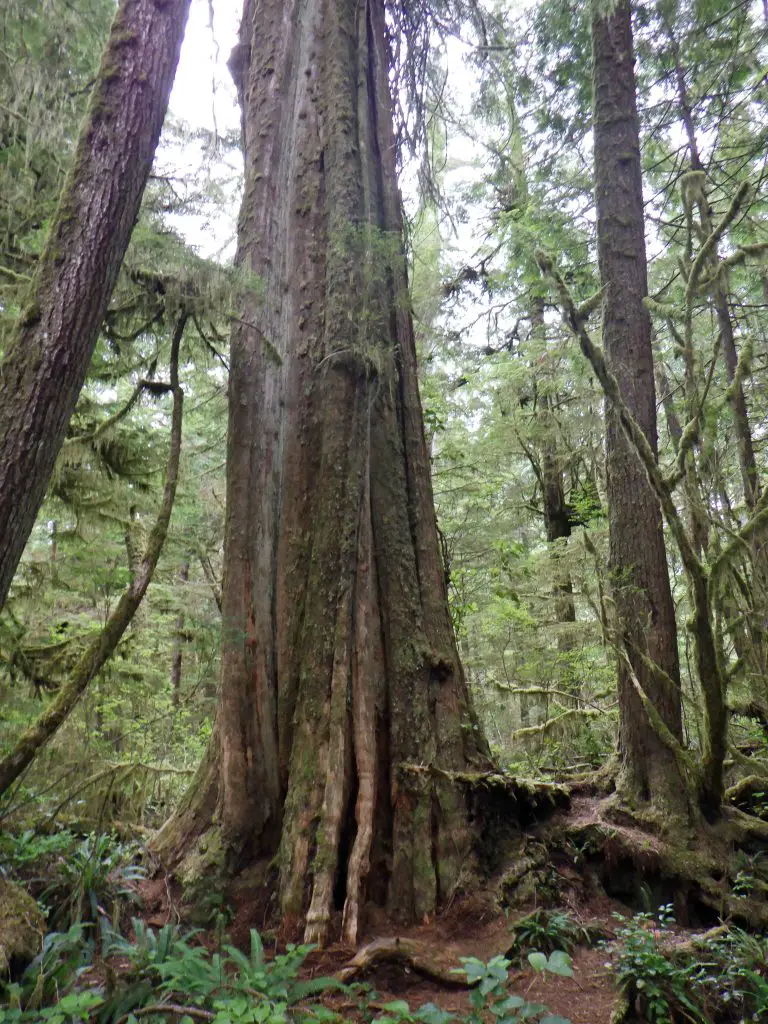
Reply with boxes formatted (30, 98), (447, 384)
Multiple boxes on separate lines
(137, 794), (733, 1024)
(140, 874), (642, 1024)
(303, 905), (622, 1024)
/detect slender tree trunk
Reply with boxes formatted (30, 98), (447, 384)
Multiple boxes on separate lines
(592, 0), (689, 818)
(671, 41), (760, 512)
(0, 0), (191, 615)
(0, 317), (187, 797)
(154, 0), (491, 946)
(171, 559), (190, 707)
(654, 355), (709, 558)
(669, 30), (768, 708)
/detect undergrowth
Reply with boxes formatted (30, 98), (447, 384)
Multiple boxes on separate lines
(0, 829), (145, 933)
(506, 909), (596, 960)
(4, 832), (768, 1024)
(604, 904), (768, 1023)
(0, 921), (575, 1024)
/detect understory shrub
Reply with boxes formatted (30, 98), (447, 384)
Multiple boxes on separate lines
(0, 921), (574, 1024)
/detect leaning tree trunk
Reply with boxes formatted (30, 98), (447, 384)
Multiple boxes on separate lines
(0, 0), (191, 615)
(592, 0), (690, 819)
(153, 0), (491, 946)
(0, 317), (186, 798)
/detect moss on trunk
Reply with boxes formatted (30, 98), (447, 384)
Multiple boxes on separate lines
(591, 1), (690, 820)
(153, 0), (492, 946)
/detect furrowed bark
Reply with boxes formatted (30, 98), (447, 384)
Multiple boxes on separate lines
(154, 0), (491, 945)
(0, 316), (187, 798)
(0, 0), (191, 614)
(591, 0), (689, 818)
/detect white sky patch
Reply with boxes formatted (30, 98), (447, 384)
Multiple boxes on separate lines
(160, 0), (243, 259)
(171, 0), (240, 136)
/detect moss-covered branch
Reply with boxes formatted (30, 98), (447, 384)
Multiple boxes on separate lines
(537, 251), (727, 812)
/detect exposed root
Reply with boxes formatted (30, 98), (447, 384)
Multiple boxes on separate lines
(724, 773), (768, 807)
(338, 937), (473, 987)
(535, 794), (768, 929)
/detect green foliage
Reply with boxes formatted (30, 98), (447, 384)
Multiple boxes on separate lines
(0, 830), (76, 873)
(107, 915), (196, 972)
(1, 923), (341, 1024)
(605, 907), (707, 1023)
(0, 829), (145, 933)
(2, 924), (93, 1015)
(459, 953), (571, 1024)
(0, 924), (575, 1024)
(507, 910), (591, 959)
(605, 912), (768, 1022)
(691, 928), (768, 1022)
(44, 833), (145, 931)
(368, 954), (571, 1024)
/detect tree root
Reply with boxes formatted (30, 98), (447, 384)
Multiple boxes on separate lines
(725, 774), (768, 809)
(540, 797), (768, 929)
(338, 937), (472, 987)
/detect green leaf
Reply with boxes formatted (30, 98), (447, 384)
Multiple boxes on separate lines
(547, 951), (573, 977)
(527, 952), (547, 972)
(415, 1003), (454, 1024)
(495, 996), (526, 1012)
(380, 1000), (412, 1016)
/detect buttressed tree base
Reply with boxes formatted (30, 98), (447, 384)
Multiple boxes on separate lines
(152, 0), (493, 946)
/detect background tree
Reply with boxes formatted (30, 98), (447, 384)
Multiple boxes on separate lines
(591, 0), (688, 818)
(0, 0), (192, 613)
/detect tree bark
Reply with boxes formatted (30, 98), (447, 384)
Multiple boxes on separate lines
(171, 559), (190, 707)
(0, 0), (191, 614)
(153, 0), (491, 946)
(592, 0), (689, 818)
(0, 316), (186, 798)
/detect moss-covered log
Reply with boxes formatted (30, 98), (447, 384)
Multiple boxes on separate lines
(0, 879), (45, 975)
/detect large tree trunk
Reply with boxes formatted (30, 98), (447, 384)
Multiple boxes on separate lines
(592, 1), (689, 818)
(154, 0), (491, 946)
(0, 0), (191, 615)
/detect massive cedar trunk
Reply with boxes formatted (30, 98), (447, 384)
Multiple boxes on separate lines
(592, 1), (689, 818)
(154, 0), (490, 945)
(0, 0), (191, 614)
